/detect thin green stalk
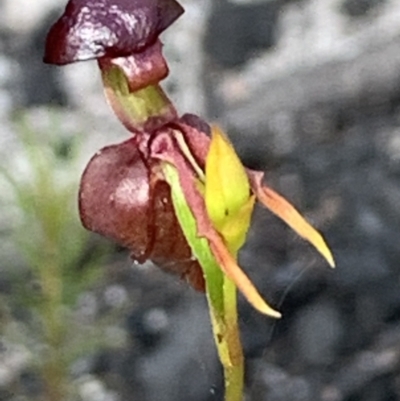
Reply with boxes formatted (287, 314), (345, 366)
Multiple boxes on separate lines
(11, 126), (69, 401)
(38, 246), (67, 401)
(222, 276), (244, 401)
(29, 205), (67, 401)
(100, 67), (177, 131)
(163, 163), (244, 401)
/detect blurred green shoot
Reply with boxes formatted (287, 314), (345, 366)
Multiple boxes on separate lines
(0, 111), (112, 401)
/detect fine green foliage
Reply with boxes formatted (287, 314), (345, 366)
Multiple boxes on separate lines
(0, 112), (113, 401)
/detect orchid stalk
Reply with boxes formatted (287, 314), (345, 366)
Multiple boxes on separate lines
(164, 161), (244, 401)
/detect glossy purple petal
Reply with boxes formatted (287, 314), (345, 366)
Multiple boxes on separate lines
(44, 0), (184, 65)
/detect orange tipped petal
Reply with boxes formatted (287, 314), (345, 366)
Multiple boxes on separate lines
(209, 235), (281, 318)
(250, 172), (335, 268)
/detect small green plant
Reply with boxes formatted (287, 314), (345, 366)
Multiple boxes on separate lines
(0, 112), (112, 401)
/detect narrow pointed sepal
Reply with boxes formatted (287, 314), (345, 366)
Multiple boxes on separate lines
(208, 235), (282, 318)
(249, 171), (335, 268)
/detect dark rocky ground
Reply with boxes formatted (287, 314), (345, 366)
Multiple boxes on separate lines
(2, 0), (400, 400)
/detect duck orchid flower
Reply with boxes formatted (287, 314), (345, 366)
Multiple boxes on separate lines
(44, 0), (334, 318)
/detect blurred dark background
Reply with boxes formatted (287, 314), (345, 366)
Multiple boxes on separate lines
(1, 0), (400, 400)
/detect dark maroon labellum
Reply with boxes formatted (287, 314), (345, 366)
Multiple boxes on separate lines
(79, 136), (204, 291)
(43, 0), (184, 65)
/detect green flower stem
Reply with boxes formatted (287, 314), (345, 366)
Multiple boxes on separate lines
(163, 163), (244, 401)
(101, 66), (177, 131)
(222, 275), (244, 401)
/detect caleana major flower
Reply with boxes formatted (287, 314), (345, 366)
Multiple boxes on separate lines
(44, 0), (334, 319)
